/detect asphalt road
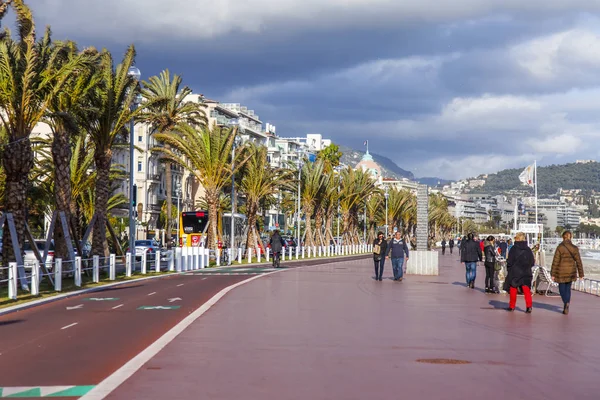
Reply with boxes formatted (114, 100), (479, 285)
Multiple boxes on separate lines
(0, 255), (367, 399)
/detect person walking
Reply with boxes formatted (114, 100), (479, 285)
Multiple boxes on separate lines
(499, 239), (508, 258)
(551, 230), (584, 315)
(441, 238), (447, 255)
(484, 236), (497, 293)
(269, 230), (286, 268)
(460, 233), (482, 289)
(449, 238), (455, 254)
(503, 232), (534, 313)
(387, 231), (410, 281)
(372, 231), (388, 281)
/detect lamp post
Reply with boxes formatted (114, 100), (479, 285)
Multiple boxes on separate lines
(229, 125), (242, 265)
(127, 66), (141, 258)
(384, 185), (389, 237)
(364, 201), (367, 244)
(176, 182), (181, 247)
(296, 150), (305, 247)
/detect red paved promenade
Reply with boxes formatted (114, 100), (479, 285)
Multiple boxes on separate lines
(98, 252), (600, 400)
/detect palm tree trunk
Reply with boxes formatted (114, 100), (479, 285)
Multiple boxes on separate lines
(314, 208), (325, 246)
(2, 138), (34, 270)
(303, 204), (315, 247)
(92, 153), (111, 257)
(206, 190), (219, 251)
(245, 202), (258, 256)
(52, 128), (72, 260)
(165, 159), (172, 241)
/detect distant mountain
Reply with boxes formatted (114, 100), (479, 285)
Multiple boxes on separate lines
(417, 177), (453, 187)
(480, 161), (600, 195)
(338, 145), (414, 179)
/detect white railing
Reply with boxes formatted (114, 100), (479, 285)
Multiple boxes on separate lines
(2, 244), (372, 301)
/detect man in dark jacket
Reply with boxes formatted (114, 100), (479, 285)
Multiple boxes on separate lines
(460, 233), (482, 289)
(441, 238), (447, 255)
(387, 231), (410, 281)
(449, 238), (455, 254)
(269, 230), (286, 268)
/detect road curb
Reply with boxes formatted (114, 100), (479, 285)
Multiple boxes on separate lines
(0, 254), (369, 317)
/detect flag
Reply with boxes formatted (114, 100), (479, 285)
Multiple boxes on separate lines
(363, 140), (368, 146)
(519, 164), (534, 187)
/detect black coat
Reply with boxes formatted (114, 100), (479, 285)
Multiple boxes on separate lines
(484, 242), (496, 263)
(270, 234), (286, 253)
(460, 240), (482, 263)
(449, 239), (454, 248)
(503, 241), (534, 291)
(373, 238), (388, 261)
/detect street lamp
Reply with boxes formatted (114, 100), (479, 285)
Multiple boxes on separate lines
(296, 150), (305, 247)
(229, 126), (242, 265)
(176, 182), (181, 247)
(127, 66), (141, 258)
(384, 185), (389, 237)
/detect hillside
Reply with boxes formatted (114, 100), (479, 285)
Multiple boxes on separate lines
(338, 145), (414, 179)
(480, 161), (600, 195)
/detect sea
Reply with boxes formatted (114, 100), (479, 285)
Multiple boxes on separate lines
(543, 250), (600, 281)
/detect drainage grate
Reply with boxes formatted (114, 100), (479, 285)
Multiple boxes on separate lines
(416, 358), (471, 365)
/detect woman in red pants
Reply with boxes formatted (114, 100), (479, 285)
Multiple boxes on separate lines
(503, 232), (535, 313)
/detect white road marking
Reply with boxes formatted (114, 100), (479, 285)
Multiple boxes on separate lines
(202, 277), (208, 280)
(66, 304), (83, 310)
(82, 270), (284, 400)
(177, 284), (184, 287)
(61, 322), (78, 330)
(168, 297), (182, 303)
(112, 304), (124, 310)
(148, 292), (156, 296)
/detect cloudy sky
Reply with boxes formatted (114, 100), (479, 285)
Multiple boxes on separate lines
(25, 1), (600, 179)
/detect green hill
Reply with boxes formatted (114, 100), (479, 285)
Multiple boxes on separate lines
(480, 161), (600, 195)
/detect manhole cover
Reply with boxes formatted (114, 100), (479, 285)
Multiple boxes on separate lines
(416, 358), (471, 365)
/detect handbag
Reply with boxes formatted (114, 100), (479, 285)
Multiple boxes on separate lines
(373, 243), (381, 255)
(494, 261), (502, 272)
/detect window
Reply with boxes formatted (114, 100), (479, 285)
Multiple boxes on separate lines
(138, 135), (143, 142)
(137, 161), (142, 172)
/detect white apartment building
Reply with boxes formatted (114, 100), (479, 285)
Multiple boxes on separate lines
(536, 199), (581, 231)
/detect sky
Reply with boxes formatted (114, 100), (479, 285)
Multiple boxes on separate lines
(24, 1), (600, 180)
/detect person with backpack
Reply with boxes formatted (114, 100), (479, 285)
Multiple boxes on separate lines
(372, 231), (388, 281)
(504, 232), (534, 313)
(551, 231), (585, 315)
(269, 230), (286, 268)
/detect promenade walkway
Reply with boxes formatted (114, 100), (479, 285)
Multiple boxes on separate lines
(101, 253), (600, 400)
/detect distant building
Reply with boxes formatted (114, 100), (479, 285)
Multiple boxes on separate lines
(355, 149), (383, 183)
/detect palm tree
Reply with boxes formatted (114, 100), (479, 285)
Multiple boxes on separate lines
(339, 168), (377, 245)
(239, 143), (293, 253)
(386, 189), (415, 236)
(300, 160), (329, 247)
(80, 46), (140, 257)
(0, 1), (86, 266)
(140, 70), (206, 240)
(152, 124), (247, 251)
(366, 193), (383, 242)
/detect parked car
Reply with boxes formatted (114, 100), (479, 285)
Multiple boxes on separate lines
(23, 239), (55, 268)
(128, 240), (162, 261)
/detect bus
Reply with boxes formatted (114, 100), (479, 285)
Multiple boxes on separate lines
(179, 210), (209, 247)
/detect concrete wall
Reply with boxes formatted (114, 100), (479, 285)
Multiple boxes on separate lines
(406, 251), (439, 275)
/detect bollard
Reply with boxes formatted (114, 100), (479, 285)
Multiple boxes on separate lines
(302, 246), (305, 259)
(318, 246), (322, 257)
(54, 258), (62, 292)
(204, 247), (209, 268)
(247, 248), (252, 264)
(289, 246), (293, 260)
(174, 248), (180, 272)
(228, 248), (233, 265)
(182, 247), (188, 271)
(313, 246), (317, 257)
(8, 262), (17, 300)
(126, 252), (132, 277)
(110, 254), (116, 280)
(156, 251), (161, 272)
(296, 246), (299, 260)
(141, 252), (147, 274)
(31, 261), (40, 296)
(281, 248), (285, 262)
(75, 257), (82, 287)
(216, 249), (221, 267)
(93, 255), (100, 283)
(200, 247), (205, 269)
(257, 247), (261, 263)
(238, 248), (242, 264)
(266, 248), (270, 263)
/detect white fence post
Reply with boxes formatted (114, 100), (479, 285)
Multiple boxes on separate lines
(204, 247), (209, 268)
(109, 254), (116, 280)
(155, 250), (161, 272)
(8, 262), (17, 299)
(75, 256), (82, 287)
(257, 247), (261, 263)
(216, 249), (221, 267)
(174, 248), (181, 272)
(93, 255), (100, 283)
(302, 246), (305, 259)
(296, 246), (299, 260)
(318, 246), (322, 257)
(200, 247), (205, 269)
(54, 258), (62, 292)
(247, 248), (252, 264)
(126, 253), (132, 277)
(238, 248), (242, 264)
(289, 246), (293, 260)
(281, 248), (285, 261)
(266, 248), (270, 263)
(141, 252), (147, 274)
(30, 261), (40, 296)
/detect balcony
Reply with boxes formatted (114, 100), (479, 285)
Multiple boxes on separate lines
(148, 173), (161, 182)
(149, 204), (162, 212)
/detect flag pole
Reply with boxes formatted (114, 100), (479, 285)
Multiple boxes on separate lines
(534, 160), (539, 243)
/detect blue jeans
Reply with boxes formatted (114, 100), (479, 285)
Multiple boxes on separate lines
(559, 283), (572, 304)
(391, 258), (405, 280)
(465, 262), (477, 284)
